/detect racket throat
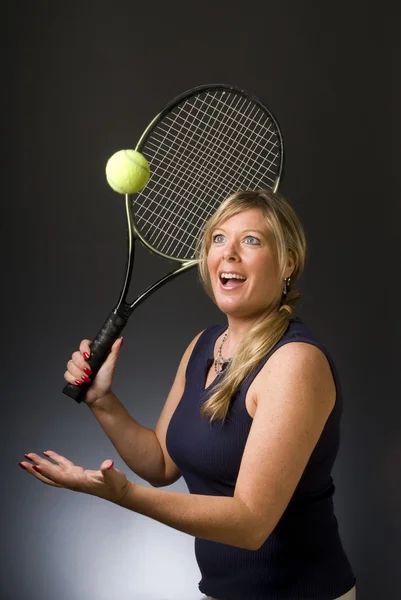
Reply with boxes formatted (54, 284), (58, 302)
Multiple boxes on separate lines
(127, 259), (197, 313)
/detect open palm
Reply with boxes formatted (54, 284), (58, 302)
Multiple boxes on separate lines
(19, 450), (131, 504)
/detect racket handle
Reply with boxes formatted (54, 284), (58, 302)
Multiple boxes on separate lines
(62, 309), (129, 403)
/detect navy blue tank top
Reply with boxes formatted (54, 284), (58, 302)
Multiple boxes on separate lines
(166, 317), (356, 599)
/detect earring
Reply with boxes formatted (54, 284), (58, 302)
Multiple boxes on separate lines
(283, 276), (291, 297)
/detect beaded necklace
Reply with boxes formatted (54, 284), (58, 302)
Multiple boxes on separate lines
(214, 331), (232, 375)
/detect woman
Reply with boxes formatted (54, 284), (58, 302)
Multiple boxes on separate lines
(18, 189), (357, 599)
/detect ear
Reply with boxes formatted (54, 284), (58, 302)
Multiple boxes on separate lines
(285, 250), (296, 278)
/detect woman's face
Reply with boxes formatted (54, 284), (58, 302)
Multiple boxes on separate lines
(207, 207), (292, 319)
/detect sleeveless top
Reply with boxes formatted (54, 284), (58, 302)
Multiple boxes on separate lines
(166, 317), (356, 599)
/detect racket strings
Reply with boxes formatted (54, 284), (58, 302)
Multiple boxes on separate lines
(179, 95), (280, 162)
(135, 89), (282, 260)
(146, 96), (278, 238)
(141, 94), (225, 250)
(142, 93), (280, 256)
(147, 120), (277, 257)
(145, 92), (274, 220)
(144, 95), (255, 253)
(149, 95), (279, 207)
(152, 95), (281, 257)
(180, 93), (279, 228)
(155, 99), (278, 180)
(147, 94), (250, 224)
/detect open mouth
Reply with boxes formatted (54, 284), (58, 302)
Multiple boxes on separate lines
(219, 273), (247, 288)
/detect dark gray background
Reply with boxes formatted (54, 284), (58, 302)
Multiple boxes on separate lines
(2, 1), (400, 599)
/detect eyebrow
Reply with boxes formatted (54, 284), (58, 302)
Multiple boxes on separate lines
(213, 227), (268, 236)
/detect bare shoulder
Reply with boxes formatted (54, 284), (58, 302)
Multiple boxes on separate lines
(252, 341), (336, 411)
(235, 341), (338, 547)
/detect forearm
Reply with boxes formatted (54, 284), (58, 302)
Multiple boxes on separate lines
(116, 482), (258, 551)
(89, 393), (165, 486)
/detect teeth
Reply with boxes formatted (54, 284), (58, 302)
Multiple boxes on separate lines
(220, 273), (246, 280)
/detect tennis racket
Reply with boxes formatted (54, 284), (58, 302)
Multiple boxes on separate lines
(62, 83), (284, 403)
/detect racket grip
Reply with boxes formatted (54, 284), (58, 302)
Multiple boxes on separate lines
(62, 309), (129, 403)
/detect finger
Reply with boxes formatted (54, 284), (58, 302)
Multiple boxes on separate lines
(64, 368), (90, 386)
(23, 451), (73, 470)
(66, 359), (87, 380)
(23, 452), (52, 466)
(29, 460), (72, 487)
(100, 459), (115, 471)
(100, 461), (130, 504)
(71, 350), (92, 374)
(65, 351), (92, 385)
(41, 450), (75, 469)
(111, 337), (124, 353)
(101, 337), (123, 371)
(18, 461), (63, 487)
(64, 369), (83, 386)
(79, 339), (92, 361)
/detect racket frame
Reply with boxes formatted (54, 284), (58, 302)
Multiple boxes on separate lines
(62, 83), (283, 403)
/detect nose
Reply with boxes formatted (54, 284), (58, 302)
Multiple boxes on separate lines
(222, 240), (240, 262)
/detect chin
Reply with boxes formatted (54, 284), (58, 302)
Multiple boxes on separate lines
(215, 300), (254, 318)
(215, 297), (278, 320)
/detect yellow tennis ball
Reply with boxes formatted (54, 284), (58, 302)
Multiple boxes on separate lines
(105, 149), (150, 194)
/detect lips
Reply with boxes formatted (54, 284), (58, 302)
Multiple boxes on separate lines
(219, 271), (247, 289)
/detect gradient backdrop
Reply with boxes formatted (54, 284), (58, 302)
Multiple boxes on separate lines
(3, 1), (400, 599)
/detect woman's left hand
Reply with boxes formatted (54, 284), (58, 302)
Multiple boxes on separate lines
(18, 450), (131, 504)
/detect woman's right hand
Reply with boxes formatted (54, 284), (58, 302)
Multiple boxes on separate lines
(64, 337), (124, 406)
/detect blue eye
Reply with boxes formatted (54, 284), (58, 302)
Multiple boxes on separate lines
(213, 234), (226, 243)
(244, 236), (260, 245)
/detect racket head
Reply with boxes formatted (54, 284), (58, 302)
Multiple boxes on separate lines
(132, 84), (284, 264)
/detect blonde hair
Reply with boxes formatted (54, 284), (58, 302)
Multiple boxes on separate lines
(196, 189), (307, 425)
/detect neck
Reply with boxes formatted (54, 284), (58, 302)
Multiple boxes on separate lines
(224, 305), (279, 356)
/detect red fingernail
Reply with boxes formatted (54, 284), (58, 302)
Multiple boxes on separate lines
(120, 337), (124, 346)
(81, 374), (91, 384)
(32, 466), (41, 473)
(75, 379), (83, 386)
(84, 352), (90, 360)
(83, 367), (92, 376)
(24, 454), (33, 461)
(18, 462), (27, 471)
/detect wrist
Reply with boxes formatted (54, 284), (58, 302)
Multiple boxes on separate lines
(115, 481), (136, 508)
(88, 391), (118, 412)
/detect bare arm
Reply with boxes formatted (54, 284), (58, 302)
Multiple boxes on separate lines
(88, 393), (166, 487)
(88, 331), (203, 488)
(117, 482), (257, 550)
